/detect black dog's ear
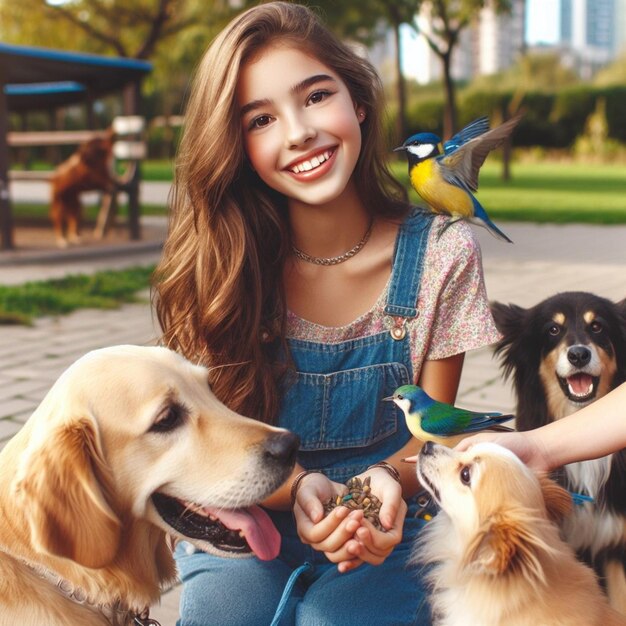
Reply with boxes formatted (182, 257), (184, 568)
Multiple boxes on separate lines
(490, 302), (529, 382)
(490, 301), (527, 339)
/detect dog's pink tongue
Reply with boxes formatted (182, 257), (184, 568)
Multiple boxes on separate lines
(218, 506), (281, 561)
(568, 373), (592, 395)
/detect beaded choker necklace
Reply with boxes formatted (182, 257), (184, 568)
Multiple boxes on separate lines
(292, 220), (374, 266)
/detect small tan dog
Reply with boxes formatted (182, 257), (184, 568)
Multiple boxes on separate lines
(49, 132), (115, 247)
(0, 345), (298, 626)
(414, 441), (626, 626)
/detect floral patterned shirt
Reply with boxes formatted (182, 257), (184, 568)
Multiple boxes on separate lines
(286, 216), (500, 382)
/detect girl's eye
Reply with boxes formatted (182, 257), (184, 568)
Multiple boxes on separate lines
(249, 115), (272, 130)
(460, 465), (471, 486)
(307, 89), (333, 105)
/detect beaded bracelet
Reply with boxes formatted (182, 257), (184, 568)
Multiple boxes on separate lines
(366, 461), (401, 484)
(290, 470), (323, 508)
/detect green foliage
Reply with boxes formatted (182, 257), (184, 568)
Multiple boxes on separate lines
(405, 98), (445, 136)
(0, 267), (154, 325)
(405, 85), (626, 147)
(593, 54), (626, 87)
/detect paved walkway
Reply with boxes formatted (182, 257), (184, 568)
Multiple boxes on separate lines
(0, 217), (624, 624)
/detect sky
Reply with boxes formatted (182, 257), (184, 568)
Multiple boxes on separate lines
(526, 0), (560, 44)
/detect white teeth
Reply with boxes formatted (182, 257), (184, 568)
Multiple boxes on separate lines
(568, 382), (594, 397)
(238, 531), (245, 538)
(290, 150), (331, 174)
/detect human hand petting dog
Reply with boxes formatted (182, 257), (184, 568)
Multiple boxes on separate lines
(455, 430), (552, 472)
(457, 383), (626, 473)
(292, 467), (406, 573)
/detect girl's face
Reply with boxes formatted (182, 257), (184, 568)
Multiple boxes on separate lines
(237, 44), (365, 208)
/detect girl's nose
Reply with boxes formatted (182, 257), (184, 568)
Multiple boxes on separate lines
(285, 114), (316, 149)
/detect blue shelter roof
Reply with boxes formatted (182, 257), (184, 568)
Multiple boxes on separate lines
(0, 43), (152, 112)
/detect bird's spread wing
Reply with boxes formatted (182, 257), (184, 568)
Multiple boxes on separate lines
(438, 115), (522, 193)
(443, 117), (490, 155)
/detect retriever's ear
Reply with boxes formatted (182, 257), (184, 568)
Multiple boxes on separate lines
(13, 418), (121, 569)
(464, 511), (545, 582)
(538, 473), (573, 523)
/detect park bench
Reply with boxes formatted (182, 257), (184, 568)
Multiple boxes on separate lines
(6, 118), (145, 239)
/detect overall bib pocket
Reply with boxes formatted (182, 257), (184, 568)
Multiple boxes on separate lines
(280, 361), (410, 450)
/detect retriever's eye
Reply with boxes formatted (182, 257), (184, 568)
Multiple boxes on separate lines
(460, 465), (471, 486)
(548, 324), (561, 336)
(150, 403), (187, 434)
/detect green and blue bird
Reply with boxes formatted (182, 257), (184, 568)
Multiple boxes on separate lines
(395, 115), (522, 243)
(384, 384), (514, 447)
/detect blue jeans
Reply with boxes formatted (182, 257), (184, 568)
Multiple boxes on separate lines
(176, 504), (432, 625)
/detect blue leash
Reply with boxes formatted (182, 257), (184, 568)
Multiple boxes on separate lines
(269, 561), (312, 626)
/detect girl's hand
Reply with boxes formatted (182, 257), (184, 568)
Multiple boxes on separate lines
(338, 505), (406, 572)
(293, 473), (361, 554)
(335, 465), (407, 572)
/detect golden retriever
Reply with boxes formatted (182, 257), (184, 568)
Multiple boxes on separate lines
(50, 132), (115, 247)
(0, 345), (298, 626)
(414, 441), (626, 626)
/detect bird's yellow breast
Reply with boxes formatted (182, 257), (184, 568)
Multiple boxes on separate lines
(409, 160), (474, 217)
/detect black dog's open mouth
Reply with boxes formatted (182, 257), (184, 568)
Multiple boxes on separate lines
(558, 372), (599, 403)
(151, 493), (281, 561)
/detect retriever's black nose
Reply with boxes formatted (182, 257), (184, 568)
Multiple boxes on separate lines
(263, 431), (300, 466)
(567, 345), (591, 367)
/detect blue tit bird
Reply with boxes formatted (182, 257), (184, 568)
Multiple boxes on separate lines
(395, 115), (522, 243)
(384, 384), (514, 447)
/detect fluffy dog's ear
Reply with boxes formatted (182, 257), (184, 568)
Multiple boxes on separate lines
(465, 511), (545, 582)
(537, 473), (573, 523)
(13, 418), (121, 569)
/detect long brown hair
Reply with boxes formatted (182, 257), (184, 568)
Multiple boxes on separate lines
(153, 1), (408, 423)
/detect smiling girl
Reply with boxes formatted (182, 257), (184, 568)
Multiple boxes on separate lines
(153, 3), (499, 624)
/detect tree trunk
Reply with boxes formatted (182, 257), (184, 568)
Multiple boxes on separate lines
(442, 50), (457, 139)
(393, 21), (407, 144)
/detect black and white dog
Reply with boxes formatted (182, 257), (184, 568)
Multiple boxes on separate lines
(492, 291), (626, 615)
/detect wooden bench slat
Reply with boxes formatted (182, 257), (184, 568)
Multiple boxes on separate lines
(7, 130), (109, 147)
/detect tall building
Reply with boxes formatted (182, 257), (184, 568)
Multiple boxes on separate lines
(560, 0), (623, 78)
(405, 0), (526, 83)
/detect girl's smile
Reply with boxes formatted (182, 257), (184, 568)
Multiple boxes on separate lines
(237, 45), (365, 209)
(285, 147), (336, 177)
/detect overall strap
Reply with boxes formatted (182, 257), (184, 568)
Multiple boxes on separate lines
(384, 209), (435, 319)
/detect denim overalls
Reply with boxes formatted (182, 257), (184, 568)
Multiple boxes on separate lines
(176, 211), (436, 626)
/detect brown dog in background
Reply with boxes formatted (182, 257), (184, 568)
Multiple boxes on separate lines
(49, 131), (115, 247)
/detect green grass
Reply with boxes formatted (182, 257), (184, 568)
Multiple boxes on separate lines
(391, 160), (626, 224)
(0, 266), (154, 325)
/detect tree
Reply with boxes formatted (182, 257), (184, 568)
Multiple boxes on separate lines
(410, 0), (512, 138)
